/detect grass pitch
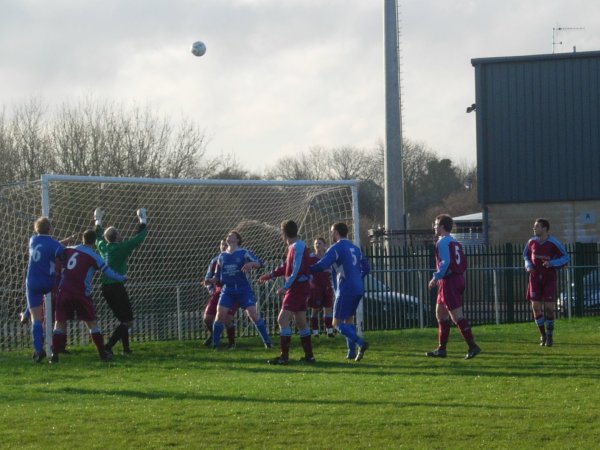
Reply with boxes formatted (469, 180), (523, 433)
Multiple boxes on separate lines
(1, 318), (599, 449)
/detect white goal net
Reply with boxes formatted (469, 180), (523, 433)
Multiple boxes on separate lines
(0, 174), (358, 352)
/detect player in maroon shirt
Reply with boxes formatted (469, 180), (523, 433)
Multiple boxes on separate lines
(307, 237), (335, 338)
(259, 220), (314, 365)
(523, 218), (569, 347)
(426, 214), (481, 360)
(50, 229), (126, 363)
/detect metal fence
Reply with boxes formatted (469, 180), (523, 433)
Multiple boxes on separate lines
(2, 243), (598, 351)
(362, 242), (600, 331)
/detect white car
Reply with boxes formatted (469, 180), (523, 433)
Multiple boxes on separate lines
(558, 269), (600, 312)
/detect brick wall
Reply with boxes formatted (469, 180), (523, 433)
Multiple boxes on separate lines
(487, 200), (600, 244)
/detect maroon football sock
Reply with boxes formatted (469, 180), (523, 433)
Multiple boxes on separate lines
(323, 316), (333, 329)
(310, 316), (319, 332)
(300, 334), (314, 358)
(438, 319), (451, 350)
(226, 325), (236, 345)
(52, 332), (67, 354)
(204, 318), (214, 334)
(456, 318), (476, 348)
(280, 335), (291, 358)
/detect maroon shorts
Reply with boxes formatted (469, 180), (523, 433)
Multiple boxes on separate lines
(308, 283), (334, 309)
(281, 283), (310, 313)
(527, 271), (557, 302)
(204, 289), (238, 316)
(436, 274), (465, 311)
(55, 292), (97, 322)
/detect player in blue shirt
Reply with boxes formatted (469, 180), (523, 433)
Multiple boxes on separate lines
(26, 217), (67, 363)
(202, 239), (238, 349)
(208, 230), (272, 349)
(310, 222), (370, 361)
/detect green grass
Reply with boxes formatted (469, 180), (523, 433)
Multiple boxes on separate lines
(1, 318), (600, 449)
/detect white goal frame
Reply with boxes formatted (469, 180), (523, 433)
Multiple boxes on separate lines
(38, 174), (360, 355)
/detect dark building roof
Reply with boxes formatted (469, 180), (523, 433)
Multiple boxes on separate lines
(471, 50), (600, 204)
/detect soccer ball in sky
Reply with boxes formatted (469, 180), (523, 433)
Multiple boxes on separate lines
(191, 41), (206, 57)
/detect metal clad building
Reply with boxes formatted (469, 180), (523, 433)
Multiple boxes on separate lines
(471, 51), (600, 244)
(472, 51), (600, 203)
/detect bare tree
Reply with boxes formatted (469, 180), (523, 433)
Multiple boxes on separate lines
(327, 146), (373, 180)
(0, 109), (19, 184)
(207, 154), (263, 180)
(263, 138), (479, 233)
(265, 155), (314, 180)
(164, 119), (217, 179)
(267, 145), (382, 182)
(11, 97), (55, 181)
(0, 97), (216, 183)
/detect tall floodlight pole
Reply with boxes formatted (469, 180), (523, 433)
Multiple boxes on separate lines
(383, 0), (406, 243)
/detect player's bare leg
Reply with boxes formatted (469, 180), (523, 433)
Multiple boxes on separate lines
(20, 307), (30, 325)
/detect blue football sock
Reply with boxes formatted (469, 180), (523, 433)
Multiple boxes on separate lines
(345, 335), (356, 357)
(337, 323), (364, 347)
(546, 319), (554, 335)
(32, 320), (44, 353)
(212, 321), (224, 347)
(254, 318), (271, 344)
(351, 323), (365, 347)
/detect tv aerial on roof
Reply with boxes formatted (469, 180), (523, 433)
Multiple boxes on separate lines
(552, 26), (585, 53)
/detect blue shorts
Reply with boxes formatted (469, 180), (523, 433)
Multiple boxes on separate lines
(219, 285), (256, 310)
(333, 294), (363, 321)
(26, 278), (55, 308)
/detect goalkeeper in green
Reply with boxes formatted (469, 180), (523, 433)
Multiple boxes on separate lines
(94, 207), (148, 355)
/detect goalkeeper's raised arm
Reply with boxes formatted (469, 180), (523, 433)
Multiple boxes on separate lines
(94, 208), (149, 356)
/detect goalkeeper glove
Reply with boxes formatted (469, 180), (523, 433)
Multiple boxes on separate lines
(94, 208), (104, 226)
(137, 208), (148, 224)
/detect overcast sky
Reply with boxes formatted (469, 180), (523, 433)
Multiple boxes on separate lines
(1, 0), (598, 173)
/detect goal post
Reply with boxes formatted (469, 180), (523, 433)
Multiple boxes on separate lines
(0, 174), (360, 353)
